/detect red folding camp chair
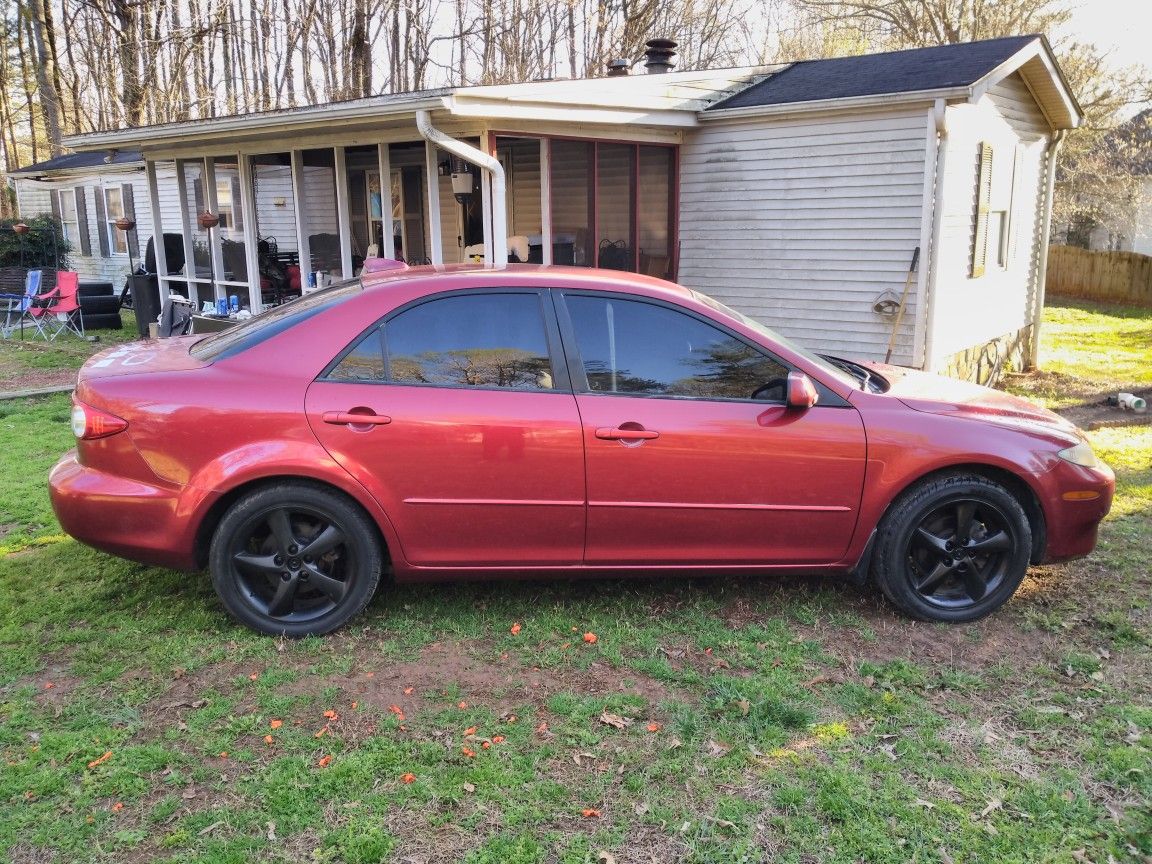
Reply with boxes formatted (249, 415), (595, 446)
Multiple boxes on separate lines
(28, 271), (84, 340)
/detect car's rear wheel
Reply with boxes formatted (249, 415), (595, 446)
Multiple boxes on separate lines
(872, 474), (1031, 622)
(209, 482), (382, 636)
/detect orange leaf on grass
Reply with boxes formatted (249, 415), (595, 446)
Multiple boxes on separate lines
(270, 719), (283, 729)
(461, 746), (475, 758)
(401, 772), (416, 784)
(43, 682), (55, 689)
(87, 751), (113, 769)
(317, 755), (332, 768)
(219, 752), (228, 759)
(249, 673), (259, 680)
(536, 721), (549, 733)
(264, 735), (274, 745)
(458, 701), (468, 710)
(647, 722), (662, 733)
(314, 726), (329, 738)
(323, 710), (338, 720)
(510, 622), (522, 635)
(583, 632), (598, 644)
(581, 808), (601, 818)
(482, 741), (491, 749)
(388, 705), (406, 722)
(403, 687), (414, 695)
(464, 726), (478, 736)
(111, 802), (124, 813)
(492, 735), (505, 744)
(351, 702), (358, 710)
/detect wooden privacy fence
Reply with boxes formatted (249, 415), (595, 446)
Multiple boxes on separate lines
(1046, 245), (1152, 307)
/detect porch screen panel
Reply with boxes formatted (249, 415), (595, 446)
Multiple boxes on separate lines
(213, 156), (250, 290)
(182, 161), (213, 302)
(149, 160), (188, 284)
(596, 143), (635, 272)
(251, 153), (301, 302)
(550, 139), (591, 266)
(638, 146), (674, 280)
(301, 149), (342, 278)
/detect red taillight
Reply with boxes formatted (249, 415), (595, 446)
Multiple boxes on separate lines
(71, 401), (128, 440)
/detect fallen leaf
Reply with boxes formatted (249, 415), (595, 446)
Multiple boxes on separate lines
(323, 710), (338, 720)
(458, 701), (468, 710)
(979, 798), (1003, 818)
(464, 726), (478, 736)
(314, 726), (329, 738)
(736, 699), (750, 717)
(351, 702), (358, 710)
(462, 782), (476, 793)
(111, 802), (123, 813)
(43, 682), (54, 690)
(461, 746), (475, 758)
(581, 808), (601, 818)
(403, 687), (414, 695)
(401, 772), (416, 784)
(596, 851), (617, 864)
(317, 755), (332, 768)
(266, 821), (277, 841)
(1070, 851), (1094, 864)
(666, 737), (683, 750)
(263, 735), (274, 745)
(536, 721), (549, 733)
(510, 622), (522, 635)
(913, 799), (935, 809)
(803, 675), (831, 688)
(191, 698), (208, 708)
(492, 735), (505, 743)
(583, 632), (598, 644)
(634, 801), (649, 816)
(599, 712), (633, 729)
(198, 820), (225, 836)
(269, 719), (283, 730)
(218, 751), (228, 759)
(248, 673), (258, 681)
(87, 751), (113, 769)
(646, 722), (662, 733)
(388, 705), (406, 721)
(365, 672), (375, 678)
(482, 741), (491, 749)
(705, 647), (713, 655)
(181, 787), (197, 800)
(706, 740), (730, 757)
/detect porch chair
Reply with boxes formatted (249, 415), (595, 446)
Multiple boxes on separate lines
(28, 271), (84, 340)
(3, 270), (51, 339)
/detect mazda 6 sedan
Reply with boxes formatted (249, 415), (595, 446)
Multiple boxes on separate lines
(50, 265), (1114, 636)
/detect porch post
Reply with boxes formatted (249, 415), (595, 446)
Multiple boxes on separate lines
(540, 139), (553, 265)
(145, 160), (168, 285)
(333, 146), (353, 278)
(290, 150), (312, 289)
(377, 143), (394, 259)
(202, 157), (225, 301)
(424, 140), (443, 265)
(237, 154), (262, 311)
(174, 160), (200, 306)
(480, 131), (494, 265)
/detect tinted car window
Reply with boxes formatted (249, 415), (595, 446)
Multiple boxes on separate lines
(565, 295), (788, 400)
(382, 293), (554, 390)
(329, 328), (386, 381)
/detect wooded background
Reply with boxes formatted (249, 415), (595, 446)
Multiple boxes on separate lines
(1, 0), (1149, 231)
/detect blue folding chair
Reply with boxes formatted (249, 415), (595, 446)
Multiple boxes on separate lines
(1, 270), (45, 339)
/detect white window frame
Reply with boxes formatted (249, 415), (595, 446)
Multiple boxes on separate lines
(216, 178), (235, 230)
(58, 190), (80, 248)
(104, 186), (128, 256)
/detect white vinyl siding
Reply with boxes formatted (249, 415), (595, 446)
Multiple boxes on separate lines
(927, 73), (1050, 366)
(680, 107), (929, 365)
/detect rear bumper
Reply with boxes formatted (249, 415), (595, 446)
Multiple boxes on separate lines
(49, 451), (201, 570)
(1039, 458), (1115, 562)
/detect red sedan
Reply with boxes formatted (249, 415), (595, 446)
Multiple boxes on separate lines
(50, 265), (1114, 635)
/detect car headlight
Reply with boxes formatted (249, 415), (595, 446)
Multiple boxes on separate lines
(1057, 442), (1100, 468)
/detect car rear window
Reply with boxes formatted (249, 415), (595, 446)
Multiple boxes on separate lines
(190, 282), (361, 362)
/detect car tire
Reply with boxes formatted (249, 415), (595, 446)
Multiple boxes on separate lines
(79, 312), (123, 330)
(209, 482), (383, 636)
(871, 473), (1031, 622)
(80, 295), (121, 315)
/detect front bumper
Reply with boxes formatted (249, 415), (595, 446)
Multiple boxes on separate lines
(49, 451), (202, 570)
(1039, 458), (1115, 562)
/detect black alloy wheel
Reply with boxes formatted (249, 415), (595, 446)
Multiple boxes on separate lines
(210, 483), (382, 636)
(872, 474), (1032, 622)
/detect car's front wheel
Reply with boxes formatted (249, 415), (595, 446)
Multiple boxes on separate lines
(209, 482), (383, 636)
(872, 474), (1032, 622)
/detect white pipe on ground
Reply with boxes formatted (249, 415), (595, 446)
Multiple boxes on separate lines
(415, 110), (507, 268)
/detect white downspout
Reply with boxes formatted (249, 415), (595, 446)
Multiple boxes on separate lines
(415, 110), (507, 268)
(1027, 129), (1066, 369)
(921, 98), (949, 373)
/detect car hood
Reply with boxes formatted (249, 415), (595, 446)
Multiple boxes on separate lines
(863, 363), (1082, 441)
(79, 336), (208, 380)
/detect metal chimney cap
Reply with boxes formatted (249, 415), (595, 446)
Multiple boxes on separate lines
(643, 37), (678, 74)
(607, 59), (630, 76)
(645, 38), (678, 50)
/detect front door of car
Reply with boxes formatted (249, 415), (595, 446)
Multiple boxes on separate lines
(305, 290), (585, 567)
(557, 292), (867, 566)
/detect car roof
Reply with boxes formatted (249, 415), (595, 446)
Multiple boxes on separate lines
(359, 262), (694, 302)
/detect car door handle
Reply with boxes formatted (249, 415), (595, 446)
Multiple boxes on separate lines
(595, 426), (659, 441)
(322, 411), (392, 426)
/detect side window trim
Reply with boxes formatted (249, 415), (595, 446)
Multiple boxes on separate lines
(321, 287), (572, 394)
(554, 289), (792, 403)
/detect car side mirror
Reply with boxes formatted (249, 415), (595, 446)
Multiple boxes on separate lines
(786, 371), (819, 409)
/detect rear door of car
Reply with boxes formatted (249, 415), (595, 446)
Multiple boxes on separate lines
(305, 289), (586, 568)
(555, 291), (868, 566)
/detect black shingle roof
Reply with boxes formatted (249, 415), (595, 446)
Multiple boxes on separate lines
(709, 35), (1039, 111)
(11, 148), (143, 175)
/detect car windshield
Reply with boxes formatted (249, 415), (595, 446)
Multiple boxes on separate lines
(689, 290), (860, 390)
(190, 281), (362, 362)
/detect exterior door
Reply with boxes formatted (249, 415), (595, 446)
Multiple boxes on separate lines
(558, 293), (867, 565)
(306, 291), (584, 567)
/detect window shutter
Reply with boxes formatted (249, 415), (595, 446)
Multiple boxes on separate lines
(193, 177), (204, 216)
(971, 142), (993, 278)
(50, 190), (61, 219)
(121, 183), (140, 258)
(93, 188), (110, 257)
(75, 187), (92, 257)
(230, 175), (243, 231)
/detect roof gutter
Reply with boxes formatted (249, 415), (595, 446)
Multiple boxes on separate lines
(701, 86), (968, 120)
(415, 109), (507, 268)
(1027, 128), (1066, 369)
(64, 96), (448, 151)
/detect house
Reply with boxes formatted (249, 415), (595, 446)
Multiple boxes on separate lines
(11, 35), (1080, 382)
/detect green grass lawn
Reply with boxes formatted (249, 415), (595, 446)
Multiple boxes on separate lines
(1, 300), (1149, 863)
